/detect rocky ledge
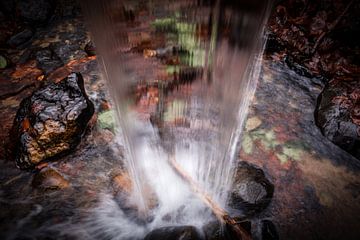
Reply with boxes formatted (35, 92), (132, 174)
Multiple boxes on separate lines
(9, 72), (94, 169)
(315, 80), (360, 159)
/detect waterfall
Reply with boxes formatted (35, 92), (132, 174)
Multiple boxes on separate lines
(81, 0), (272, 229)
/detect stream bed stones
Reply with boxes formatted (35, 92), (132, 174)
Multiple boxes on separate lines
(10, 72), (94, 169)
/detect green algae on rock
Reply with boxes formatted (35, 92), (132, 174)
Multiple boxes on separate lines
(10, 73), (94, 169)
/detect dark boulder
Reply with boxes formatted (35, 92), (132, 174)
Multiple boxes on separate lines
(10, 73), (94, 169)
(7, 29), (33, 47)
(315, 80), (360, 159)
(144, 226), (203, 240)
(228, 162), (274, 216)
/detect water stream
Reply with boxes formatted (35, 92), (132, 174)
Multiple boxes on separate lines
(81, 0), (272, 236)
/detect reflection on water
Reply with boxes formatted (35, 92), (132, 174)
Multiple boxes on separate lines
(81, 0), (272, 237)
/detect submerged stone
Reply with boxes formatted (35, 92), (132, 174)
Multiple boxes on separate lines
(315, 80), (360, 159)
(7, 29), (33, 47)
(10, 73), (94, 169)
(229, 161), (274, 216)
(144, 226), (202, 240)
(32, 168), (69, 190)
(111, 171), (158, 224)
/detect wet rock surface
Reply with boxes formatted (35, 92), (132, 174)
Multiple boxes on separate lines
(10, 73), (94, 169)
(34, 47), (63, 74)
(32, 167), (70, 190)
(202, 220), (252, 240)
(111, 170), (158, 224)
(229, 162), (274, 216)
(144, 226), (202, 240)
(315, 80), (360, 159)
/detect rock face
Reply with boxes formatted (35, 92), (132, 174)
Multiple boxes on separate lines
(228, 162), (274, 216)
(144, 226), (202, 240)
(315, 80), (360, 159)
(32, 168), (69, 190)
(10, 73), (94, 169)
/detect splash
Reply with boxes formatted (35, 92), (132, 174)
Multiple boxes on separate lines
(81, 0), (272, 233)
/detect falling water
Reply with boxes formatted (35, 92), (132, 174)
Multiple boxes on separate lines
(81, 0), (272, 234)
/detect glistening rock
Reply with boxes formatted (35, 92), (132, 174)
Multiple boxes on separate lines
(10, 73), (94, 169)
(228, 161), (274, 216)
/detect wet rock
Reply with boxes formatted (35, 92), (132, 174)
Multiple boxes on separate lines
(84, 41), (96, 56)
(111, 171), (158, 224)
(261, 220), (279, 240)
(53, 44), (87, 63)
(34, 48), (63, 74)
(144, 226), (202, 240)
(7, 29), (33, 47)
(228, 161), (274, 216)
(203, 220), (251, 240)
(10, 73), (94, 169)
(32, 168), (69, 190)
(16, 0), (55, 24)
(315, 80), (360, 159)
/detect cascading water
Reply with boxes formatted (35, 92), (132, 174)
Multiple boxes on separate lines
(81, 0), (272, 237)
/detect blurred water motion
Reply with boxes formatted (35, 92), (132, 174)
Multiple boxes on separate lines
(82, 0), (271, 230)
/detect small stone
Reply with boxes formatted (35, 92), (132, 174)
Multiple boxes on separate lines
(228, 161), (274, 217)
(32, 168), (69, 191)
(7, 29), (33, 47)
(144, 226), (202, 240)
